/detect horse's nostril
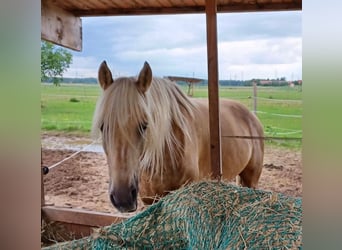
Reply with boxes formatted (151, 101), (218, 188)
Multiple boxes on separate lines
(109, 186), (138, 212)
(131, 187), (137, 199)
(110, 193), (115, 205)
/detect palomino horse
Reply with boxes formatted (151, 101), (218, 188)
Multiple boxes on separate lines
(92, 61), (264, 212)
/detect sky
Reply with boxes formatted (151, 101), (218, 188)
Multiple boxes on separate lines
(64, 11), (302, 81)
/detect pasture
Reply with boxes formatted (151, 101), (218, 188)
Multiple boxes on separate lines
(41, 83), (302, 148)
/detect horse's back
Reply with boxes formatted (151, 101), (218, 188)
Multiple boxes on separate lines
(191, 98), (264, 185)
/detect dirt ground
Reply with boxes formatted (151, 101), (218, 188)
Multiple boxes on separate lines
(41, 133), (302, 215)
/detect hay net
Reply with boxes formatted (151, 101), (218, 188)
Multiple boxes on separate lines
(44, 181), (302, 250)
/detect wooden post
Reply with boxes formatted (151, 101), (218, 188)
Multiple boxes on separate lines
(187, 81), (191, 96)
(41, 148), (45, 207)
(190, 82), (194, 96)
(41, 147), (45, 228)
(205, 0), (222, 180)
(253, 81), (257, 115)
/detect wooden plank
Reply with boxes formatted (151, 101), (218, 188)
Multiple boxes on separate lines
(42, 221), (93, 241)
(63, 223), (93, 239)
(72, 6), (205, 16)
(217, 2), (302, 12)
(205, 0), (222, 180)
(42, 206), (132, 242)
(41, 1), (82, 51)
(42, 206), (131, 227)
(70, 3), (301, 16)
(41, 148), (45, 207)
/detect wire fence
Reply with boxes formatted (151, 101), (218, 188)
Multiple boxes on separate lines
(255, 96), (302, 103)
(41, 84), (302, 143)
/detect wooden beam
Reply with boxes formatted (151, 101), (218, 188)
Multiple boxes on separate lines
(42, 206), (130, 227)
(41, 1), (82, 51)
(217, 2), (302, 13)
(70, 3), (301, 17)
(205, 0), (222, 180)
(41, 148), (45, 208)
(42, 206), (131, 240)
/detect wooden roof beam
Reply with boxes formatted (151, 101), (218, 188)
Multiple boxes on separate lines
(69, 3), (301, 17)
(41, 1), (82, 51)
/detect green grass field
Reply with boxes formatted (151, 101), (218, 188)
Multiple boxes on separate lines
(41, 83), (302, 148)
(41, 84), (101, 132)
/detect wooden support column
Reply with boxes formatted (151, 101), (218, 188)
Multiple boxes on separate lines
(41, 1), (82, 51)
(253, 81), (257, 115)
(41, 148), (45, 207)
(205, 0), (222, 180)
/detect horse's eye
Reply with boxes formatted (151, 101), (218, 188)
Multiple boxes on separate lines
(100, 123), (104, 132)
(138, 122), (148, 134)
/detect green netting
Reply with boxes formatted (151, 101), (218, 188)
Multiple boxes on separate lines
(43, 181), (302, 249)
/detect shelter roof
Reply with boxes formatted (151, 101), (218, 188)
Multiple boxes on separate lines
(43, 0), (301, 16)
(42, 0), (301, 50)
(166, 76), (204, 84)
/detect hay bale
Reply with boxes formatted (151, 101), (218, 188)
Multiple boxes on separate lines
(43, 181), (302, 249)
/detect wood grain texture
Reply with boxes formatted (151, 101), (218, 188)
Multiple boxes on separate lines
(205, 0), (222, 180)
(42, 0), (301, 16)
(42, 206), (130, 227)
(41, 1), (82, 51)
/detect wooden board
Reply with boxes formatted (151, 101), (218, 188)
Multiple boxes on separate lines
(41, 1), (82, 51)
(42, 206), (131, 240)
(42, 206), (130, 227)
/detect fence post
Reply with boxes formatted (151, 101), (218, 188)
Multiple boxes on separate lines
(253, 82), (257, 115)
(41, 147), (45, 208)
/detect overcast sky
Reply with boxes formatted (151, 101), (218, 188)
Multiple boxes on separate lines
(64, 11), (302, 81)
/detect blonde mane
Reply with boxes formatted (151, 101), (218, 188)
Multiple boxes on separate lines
(92, 77), (196, 178)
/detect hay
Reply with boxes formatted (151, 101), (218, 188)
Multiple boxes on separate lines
(41, 220), (78, 247)
(43, 181), (302, 249)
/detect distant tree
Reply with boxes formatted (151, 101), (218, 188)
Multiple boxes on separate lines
(41, 41), (72, 86)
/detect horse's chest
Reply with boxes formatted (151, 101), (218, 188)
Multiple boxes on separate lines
(138, 164), (196, 205)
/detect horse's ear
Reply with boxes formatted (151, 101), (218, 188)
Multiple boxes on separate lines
(136, 61), (152, 94)
(98, 61), (113, 90)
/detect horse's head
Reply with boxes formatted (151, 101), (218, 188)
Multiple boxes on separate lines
(95, 61), (152, 212)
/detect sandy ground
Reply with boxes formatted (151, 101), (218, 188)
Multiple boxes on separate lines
(41, 133), (302, 214)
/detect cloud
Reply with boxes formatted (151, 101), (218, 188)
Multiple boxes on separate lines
(106, 14), (207, 52)
(218, 11), (302, 41)
(218, 37), (302, 79)
(219, 37), (302, 65)
(63, 56), (99, 78)
(65, 11), (302, 80)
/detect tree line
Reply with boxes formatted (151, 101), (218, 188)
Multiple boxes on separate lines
(43, 77), (98, 84)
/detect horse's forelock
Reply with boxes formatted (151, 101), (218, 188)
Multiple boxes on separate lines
(94, 78), (148, 143)
(92, 76), (195, 179)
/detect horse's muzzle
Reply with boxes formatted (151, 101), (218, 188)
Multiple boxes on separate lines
(110, 183), (138, 213)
